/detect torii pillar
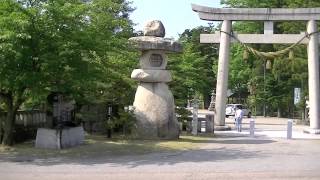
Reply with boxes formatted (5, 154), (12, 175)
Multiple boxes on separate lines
(307, 20), (320, 133)
(192, 4), (320, 133)
(215, 20), (232, 130)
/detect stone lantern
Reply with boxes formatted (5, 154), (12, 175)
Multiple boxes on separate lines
(129, 20), (182, 139)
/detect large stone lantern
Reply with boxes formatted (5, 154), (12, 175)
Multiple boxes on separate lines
(129, 20), (182, 139)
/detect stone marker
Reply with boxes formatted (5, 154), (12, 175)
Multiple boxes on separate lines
(36, 93), (84, 149)
(192, 99), (199, 135)
(129, 20), (182, 139)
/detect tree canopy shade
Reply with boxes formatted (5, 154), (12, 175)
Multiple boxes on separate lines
(0, 0), (136, 145)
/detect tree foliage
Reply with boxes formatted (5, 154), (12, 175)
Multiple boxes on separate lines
(0, 0), (136, 145)
(169, 26), (218, 107)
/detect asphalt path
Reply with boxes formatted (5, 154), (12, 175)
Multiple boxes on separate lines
(1, 117), (320, 180)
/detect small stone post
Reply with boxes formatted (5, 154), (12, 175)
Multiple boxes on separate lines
(287, 119), (293, 139)
(129, 20), (182, 139)
(250, 119), (255, 137)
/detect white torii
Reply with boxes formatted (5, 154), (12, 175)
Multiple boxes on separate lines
(192, 4), (320, 133)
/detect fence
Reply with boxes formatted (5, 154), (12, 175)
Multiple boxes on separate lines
(0, 110), (47, 127)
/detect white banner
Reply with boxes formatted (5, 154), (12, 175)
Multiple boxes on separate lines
(294, 88), (301, 105)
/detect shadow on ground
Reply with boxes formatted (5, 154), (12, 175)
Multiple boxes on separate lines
(0, 134), (274, 167)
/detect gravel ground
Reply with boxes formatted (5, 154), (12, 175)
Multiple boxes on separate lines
(1, 117), (320, 180)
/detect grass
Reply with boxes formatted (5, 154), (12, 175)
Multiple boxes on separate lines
(0, 134), (214, 160)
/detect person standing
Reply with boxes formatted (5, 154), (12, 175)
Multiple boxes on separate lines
(235, 107), (244, 132)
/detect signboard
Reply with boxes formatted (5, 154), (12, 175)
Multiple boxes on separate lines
(294, 88), (301, 105)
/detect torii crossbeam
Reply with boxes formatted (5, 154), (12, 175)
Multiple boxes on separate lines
(192, 4), (320, 134)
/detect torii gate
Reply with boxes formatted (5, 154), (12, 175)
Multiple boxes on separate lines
(192, 4), (320, 134)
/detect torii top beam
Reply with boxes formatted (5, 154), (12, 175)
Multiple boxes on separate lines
(192, 4), (320, 21)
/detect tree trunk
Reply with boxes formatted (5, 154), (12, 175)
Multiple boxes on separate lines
(123, 125), (126, 136)
(0, 90), (25, 145)
(203, 93), (210, 109)
(0, 116), (3, 143)
(2, 106), (15, 146)
(107, 129), (112, 138)
(277, 107), (281, 118)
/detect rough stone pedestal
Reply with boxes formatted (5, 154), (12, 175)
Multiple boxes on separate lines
(134, 83), (178, 139)
(35, 126), (84, 149)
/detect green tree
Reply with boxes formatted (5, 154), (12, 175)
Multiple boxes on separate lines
(228, 44), (252, 102)
(169, 26), (218, 107)
(0, 0), (135, 145)
(169, 42), (207, 106)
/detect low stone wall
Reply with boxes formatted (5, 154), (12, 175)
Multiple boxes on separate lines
(35, 126), (84, 149)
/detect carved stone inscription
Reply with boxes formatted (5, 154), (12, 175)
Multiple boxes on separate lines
(149, 54), (163, 67)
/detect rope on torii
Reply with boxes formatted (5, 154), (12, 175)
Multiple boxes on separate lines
(220, 30), (319, 60)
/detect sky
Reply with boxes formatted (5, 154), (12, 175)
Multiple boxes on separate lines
(130, 0), (222, 39)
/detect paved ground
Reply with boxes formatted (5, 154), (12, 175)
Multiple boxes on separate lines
(1, 117), (320, 180)
(224, 117), (320, 140)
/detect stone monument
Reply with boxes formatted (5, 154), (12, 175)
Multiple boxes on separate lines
(35, 93), (84, 149)
(129, 20), (182, 139)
